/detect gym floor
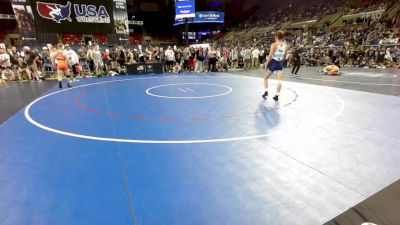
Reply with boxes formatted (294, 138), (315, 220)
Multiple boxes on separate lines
(0, 67), (399, 225)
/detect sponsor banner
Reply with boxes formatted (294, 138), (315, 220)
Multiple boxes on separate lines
(128, 20), (143, 25)
(182, 31), (196, 40)
(175, 0), (195, 19)
(126, 63), (164, 75)
(11, 0), (37, 39)
(32, 0), (113, 34)
(174, 11), (224, 26)
(113, 0), (129, 34)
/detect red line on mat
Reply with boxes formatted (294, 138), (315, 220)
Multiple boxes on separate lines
(88, 108), (101, 114)
(127, 116), (147, 120)
(108, 112), (123, 118)
(159, 117), (178, 121)
(221, 114), (241, 119)
(191, 117), (209, 121)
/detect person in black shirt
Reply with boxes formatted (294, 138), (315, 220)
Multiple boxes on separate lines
(24, 47), (40, 80)
(175, 49), (183, 66)
(9, 47), (21, 79)
(350, 49), (358, 66)
(377, 47), (386, 68)
(366, 47), (376, 67)
(117, 48), (127, 75)
(291, 47), (302, 75)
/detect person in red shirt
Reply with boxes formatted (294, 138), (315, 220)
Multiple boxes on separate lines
(102, 49), (111, 75)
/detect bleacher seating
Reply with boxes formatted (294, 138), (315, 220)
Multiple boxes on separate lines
(62, 33), (83, 44)
(95, 34), (108, 45)
(130, 34), (142, 45)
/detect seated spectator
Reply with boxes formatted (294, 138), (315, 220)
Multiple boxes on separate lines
(173, 62), (181, 74)
(1, 67), (15, 80)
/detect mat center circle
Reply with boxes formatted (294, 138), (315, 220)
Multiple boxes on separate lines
(145, 83), (232, 99)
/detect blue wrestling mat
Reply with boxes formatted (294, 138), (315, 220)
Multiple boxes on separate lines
(1, 73), (400, 225)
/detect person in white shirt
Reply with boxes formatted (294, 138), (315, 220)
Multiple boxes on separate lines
(0, 48), (16, 80)
(262, 31), (287, 101)
(230, 47), (239, 70)
(64, 44), (80, 79)
(165, 46), (175, 72)
(92, 45), (103, 77)
(252, 47), (260, 68)
(207, 48), (217, 72)
(244, 47), (252, 70)
(0, 48), (11, 69)
(86, 46), (94, 73)
(2, 67), (15, 80)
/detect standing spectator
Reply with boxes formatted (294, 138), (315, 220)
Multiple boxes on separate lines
(377, 46), (386, 68)
(231, 47), (239, 70)
(78, 47), (90, 74)
(252, 47), (260, 68)
(189, 47), (196, 71)
(291, 47), (302, 75)
(9, 47), (21, 80)
(175, 49), (183, 68)
(195, 47), (205, 73)
(117, 47), (127, 74)
(208, 47), (217, 72)
(41, 47), (53, 75)
(92, 45), (103, 77)
(165, 46), (175, 73)
(127, 49), (135, 64)
(182, 47), (190, 71)
(152, 47), (160, 62)
(102, 49), (111, 74)
(259, 47), (265, 65)
(86, 46), (95, 73)
(64, 44), (80, 79)
(24, 47), (40, 81)
(244, 47), (252, 70)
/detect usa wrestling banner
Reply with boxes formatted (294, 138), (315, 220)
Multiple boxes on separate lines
(31, 0), (114, 34)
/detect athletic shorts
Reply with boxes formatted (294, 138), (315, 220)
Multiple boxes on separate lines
(57, 63), (69, 71)
(267, 59), (283, 72)
(166, 61), (174, 66)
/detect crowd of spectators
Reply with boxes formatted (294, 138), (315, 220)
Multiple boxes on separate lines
(2, 36), (398, 82)
(1, 0), (399, 81)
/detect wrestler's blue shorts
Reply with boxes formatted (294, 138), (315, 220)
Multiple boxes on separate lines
(267, 59), (283, 72)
